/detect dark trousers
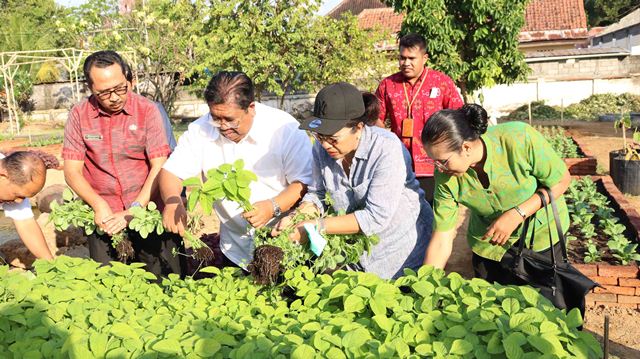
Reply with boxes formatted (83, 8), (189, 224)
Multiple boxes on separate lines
(472, 240), (564, 285)
(87, 231), (185, 278)
(418, 176), (436, 205)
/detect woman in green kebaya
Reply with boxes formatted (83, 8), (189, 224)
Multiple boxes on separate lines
(421, 104), (571, 284)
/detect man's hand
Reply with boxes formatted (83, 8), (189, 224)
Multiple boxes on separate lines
(102, 210), (132, 236)
(242, 200), (274, 228)
(482, 209), (524, 246)
(288, 220), (313, 244)
(271, 212), (296, 236)
(93, 200), (114, 232)
(163, 202), (187, 236)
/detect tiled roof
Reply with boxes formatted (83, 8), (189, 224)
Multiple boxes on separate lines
(523, 0), (587, 32)
(596, 8), (640, 37)
(526, 46), (630, 60)
(327, 0), (386, 19)
(358, 8), (403, 33)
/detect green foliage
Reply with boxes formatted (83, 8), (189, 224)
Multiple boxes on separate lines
(584, 0), (639, 27)
(183, 159), (258, 214)
(0, 0), (70, 52)
(49, 188), (99, 235)
(535, 126), (581, 158)
(505, 101), (561, 121)
(0, 256), (603, 358)
(387, 0), (530, 101)
(566, 177), (640, 265)
(583, 240), (601, 263)
(128, 202), (164, 239)
(565, 93), (640, 121)
(192, 0), (385, 108)
(252, 209), (380, 275)
(21, 135), (64, 148)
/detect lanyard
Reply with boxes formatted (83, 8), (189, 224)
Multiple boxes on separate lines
(402, 69), (428, 119)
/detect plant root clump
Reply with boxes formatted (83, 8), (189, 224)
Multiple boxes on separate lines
(193, 246), (215, 262)
(116, 238), (135, 262)
(249, 245), (284, 285)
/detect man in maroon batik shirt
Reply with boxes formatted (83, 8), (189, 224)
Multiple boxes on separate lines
(376, 33), (463, 203)
(62, 50), (183, 277)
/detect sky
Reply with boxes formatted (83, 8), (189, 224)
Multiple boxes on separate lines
(55, 0), (343, 15)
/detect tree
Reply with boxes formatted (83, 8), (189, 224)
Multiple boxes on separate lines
(192, 0), (386, 109)
(385, 0), (530, 102)
(59, 0), (204, 114)
(584, 0), (639, 27)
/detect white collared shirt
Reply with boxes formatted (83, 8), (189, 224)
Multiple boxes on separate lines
(0, 153), (34, 221)
(163, 102), (313, 267)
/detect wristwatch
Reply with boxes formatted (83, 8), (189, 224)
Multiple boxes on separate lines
(129, 201), (142, 209)
(270, 198), (282, 217)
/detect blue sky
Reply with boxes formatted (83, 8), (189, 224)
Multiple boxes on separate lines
(55, 0), (343, 15)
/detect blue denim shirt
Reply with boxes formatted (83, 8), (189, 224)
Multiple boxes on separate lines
(303, 126), (433, 279)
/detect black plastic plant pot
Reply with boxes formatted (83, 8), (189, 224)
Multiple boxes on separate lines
(610, 150), (640, 195)
(599, 113), (620, 122)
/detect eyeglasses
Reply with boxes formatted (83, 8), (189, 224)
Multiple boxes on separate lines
(94, 83), (128, 100)
(433, 153), (454, 171)
(209, 113), (240, 129)
(312, 131), (349, 147)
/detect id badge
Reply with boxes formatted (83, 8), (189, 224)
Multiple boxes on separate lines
(401, 118), (414, 138)
(429, 87), (440, 98)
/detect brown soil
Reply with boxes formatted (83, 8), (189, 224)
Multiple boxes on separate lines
(248, 245), (284, 285)
(584, 305), (640, 358)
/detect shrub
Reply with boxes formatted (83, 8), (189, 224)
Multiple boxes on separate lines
(504, 101), (561, 121)
(565, 93), (640, 121)
(0, 257), (602, 358)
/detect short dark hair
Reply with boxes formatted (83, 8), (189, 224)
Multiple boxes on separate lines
(346, 92), (380, 128)
(123, 61), (134, 83)
(203, 71), (255, 110)
(2, 151), (46, 186)
(421, 104), (488, 151)
(399, 33), (427, 54)
(83, 50), (127, 86)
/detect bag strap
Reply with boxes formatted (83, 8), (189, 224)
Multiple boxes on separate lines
(541, 187), (569, 263)
(536, 190), (558, 267)
(516, 211), (533, 256)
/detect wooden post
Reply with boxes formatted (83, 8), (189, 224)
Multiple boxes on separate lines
(528, 101), (532, 125)
(604, 314), (609, 359)
(560, 98), (564, 122)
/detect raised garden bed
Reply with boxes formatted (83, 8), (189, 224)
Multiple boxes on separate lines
(564, 176), (640, 308)
(536, 126), (597, 175)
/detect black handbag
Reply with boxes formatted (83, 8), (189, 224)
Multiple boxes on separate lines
(505, 187), (599, 316)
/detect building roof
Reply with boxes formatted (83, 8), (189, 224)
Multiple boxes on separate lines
(525, 46), (630, 60)
(522, 0), (587, 32)
(338, 0), (589, 43)
(327, 0), (386, 19)
(358, 8), (403, 34)
(596, 8), (640, 37)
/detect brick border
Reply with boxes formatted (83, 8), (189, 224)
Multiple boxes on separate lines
(564, 136), (597, 175)
(571, 175), (640, 308)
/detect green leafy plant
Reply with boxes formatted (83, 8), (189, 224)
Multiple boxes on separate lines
(506, 101), (561, 121)
(565, 93), (640, 121)
(49, 188), (136, 261)
(0, 257), (603, 358)
(583, 240), (602, 263)
(535, 126), (581, 158)
(249, 197), (379, 285)
(128, 202), (164, 239)
(21, 135), (64, 148)
(182, 160), (258, 261)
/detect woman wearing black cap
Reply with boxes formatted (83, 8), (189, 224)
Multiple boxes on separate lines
(274, 82), (433, 279)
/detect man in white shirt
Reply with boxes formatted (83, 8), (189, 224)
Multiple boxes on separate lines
(0, 151), (54, 260)
(158, 71), (312, 268)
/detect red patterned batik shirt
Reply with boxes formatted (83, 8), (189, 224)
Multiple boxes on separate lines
(375, 69), (463, 177)
(62, 92), (171, 212)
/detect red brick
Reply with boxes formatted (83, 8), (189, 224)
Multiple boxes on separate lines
(618, 295), (640, 304)
(619, 278), (640, 287)
(574, 264), (598, 277)
(593, 285), (636, 295)
(596, 302), (639, 309)
(586, 293), (617, 303)
(592, 276), (618, 285)
(637, 287), (640, 296)
(598, 264), (639, 278)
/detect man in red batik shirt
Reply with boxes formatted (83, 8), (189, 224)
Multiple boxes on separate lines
(62, 50), (183, 277)
(375, 33), (464, 203)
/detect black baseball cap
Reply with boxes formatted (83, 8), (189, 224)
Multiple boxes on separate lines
(300, 82), (365, 135)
